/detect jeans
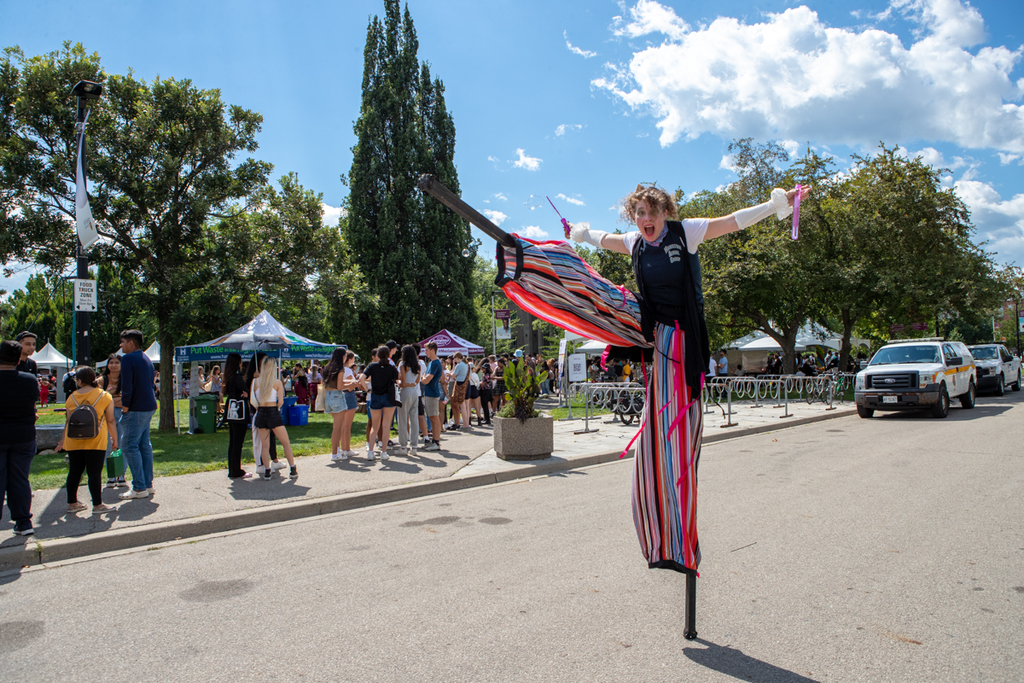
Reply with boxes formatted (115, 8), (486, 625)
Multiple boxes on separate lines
(120, 410), (155, 491)
(0, 440), (36, 529)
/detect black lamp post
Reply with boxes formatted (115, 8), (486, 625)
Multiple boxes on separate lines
(70, 80), (102, 366)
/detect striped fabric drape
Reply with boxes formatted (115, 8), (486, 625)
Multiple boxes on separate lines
(498, 235), (702, 574)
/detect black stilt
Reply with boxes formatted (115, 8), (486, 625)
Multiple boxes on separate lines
(684, 573), (697, 640)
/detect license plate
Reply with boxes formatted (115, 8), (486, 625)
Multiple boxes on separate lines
(882, 395), (898, 404)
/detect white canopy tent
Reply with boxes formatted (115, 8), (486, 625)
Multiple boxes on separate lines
(97, 341), (161, 368)
(29, 342), (73, 370)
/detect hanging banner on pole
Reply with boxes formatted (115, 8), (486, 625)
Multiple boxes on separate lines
(75, 109), (100, 249)
(495, 308), (512, 340)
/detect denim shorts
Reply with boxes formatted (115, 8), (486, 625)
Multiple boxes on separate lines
(325, 390), (346, 414)
(369, 392), (394, 410)
(344, 391), (357, 411)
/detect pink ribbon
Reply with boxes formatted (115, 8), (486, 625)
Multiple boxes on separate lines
(792, 184), (801, 240)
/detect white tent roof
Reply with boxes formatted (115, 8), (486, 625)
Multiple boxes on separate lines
(29, 342), (72, 368)
(728, 323), (869, 352)
(738, 337), (807, 352)
(575, 340), (608, 356)
(98, 341), (162, 368)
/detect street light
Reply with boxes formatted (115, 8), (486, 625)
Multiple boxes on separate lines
(70, 80), (102, 367)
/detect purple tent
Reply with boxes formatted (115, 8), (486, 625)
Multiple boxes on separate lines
(417, 329), (484, 357)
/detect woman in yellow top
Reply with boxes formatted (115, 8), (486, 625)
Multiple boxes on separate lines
(56, 367), (119, 514)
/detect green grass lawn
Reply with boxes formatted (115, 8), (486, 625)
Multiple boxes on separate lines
(31, 401), (371, 490)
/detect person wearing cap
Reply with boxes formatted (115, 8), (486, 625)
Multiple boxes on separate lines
(0, 339), (40, 535)
(15, 331), (38, 379)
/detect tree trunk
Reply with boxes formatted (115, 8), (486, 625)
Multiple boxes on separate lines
(158, 329), (177, 430)
(838, 308), (854, 373)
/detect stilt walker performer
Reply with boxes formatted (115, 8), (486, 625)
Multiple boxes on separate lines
(419, 175), (809, 639)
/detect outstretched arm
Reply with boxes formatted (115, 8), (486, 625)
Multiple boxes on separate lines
(705, 185), (809, 241)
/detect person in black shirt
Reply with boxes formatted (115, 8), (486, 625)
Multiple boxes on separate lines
(358, 346), (399, 462)
(0, 339), (40, 535)
(222, 353), (251, 479)
(15, 331), (38, 383)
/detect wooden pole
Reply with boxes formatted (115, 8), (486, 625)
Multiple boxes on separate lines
(417, 174), (516, 249)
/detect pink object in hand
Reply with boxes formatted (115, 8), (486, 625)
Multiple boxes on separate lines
(792, 184), (801, 240)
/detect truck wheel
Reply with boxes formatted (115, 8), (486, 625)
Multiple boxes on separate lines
(857, 406), (874, 419)
(960, 380), (976, 409)
(995, 374), (1005, 396)
(1013, 370), (1021, 392)
(931, 385), (950, 419)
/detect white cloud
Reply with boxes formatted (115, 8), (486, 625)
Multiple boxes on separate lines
(611, 0), (690, 40)
(564, 31), (598, 59)
(494, 192), (508, 201)
(955, 179), (1024, 264)
(719, 154), (739, 172)
(513, 148), (543, 171)
(595, 0), (1024, 152)
(322, 203), (347, 227)
(907, 146), (970, 170)
(781, 140), (801, 159)
(488, 155), (500, 164)
(556, 193), (586, 206)
(482, 209), (509, 225)
(522, 225), (550, 239)
(998, 153), (1023, 165)
(555, 123), (583, 136)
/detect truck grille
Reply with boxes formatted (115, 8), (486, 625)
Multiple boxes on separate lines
(867, 372), (917, 389)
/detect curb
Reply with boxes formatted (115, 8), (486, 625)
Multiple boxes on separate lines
(0, 406), (856, 571)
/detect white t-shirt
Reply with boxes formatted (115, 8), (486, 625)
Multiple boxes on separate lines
(342, 366), (355, 390)
(418, 359), (426, 397)
(620, 219), (709, 255)
(708, 357), (716, 377)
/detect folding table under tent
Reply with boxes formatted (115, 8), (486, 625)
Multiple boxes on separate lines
(417, 329), (485, 357)
(172, 310), (339, 432)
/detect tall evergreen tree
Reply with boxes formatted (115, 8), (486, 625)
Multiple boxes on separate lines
(344, 0), (476, 352)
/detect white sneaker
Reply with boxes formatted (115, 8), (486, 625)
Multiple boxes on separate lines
(424, 441), (440, 452)
(380, 451), (390, 461)
(338, 452), (349, 461)
(366, 449), (375, 461)
(119, 488), (150, 500)
(330, 452), (341, 461)
(255, 465), (266, 475)
(270, 461), (287, 471)
(409, 448), (417, 457)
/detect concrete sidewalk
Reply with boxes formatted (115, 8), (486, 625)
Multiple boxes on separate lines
(0, 396), (855, 570)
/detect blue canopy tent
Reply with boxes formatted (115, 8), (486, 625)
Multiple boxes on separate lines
(173, 310), (339, 433)
(174, 310), (338, 363)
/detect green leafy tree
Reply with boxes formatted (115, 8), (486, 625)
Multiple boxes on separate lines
(1, 43), (271, 429)
(344, 0), (476, 352)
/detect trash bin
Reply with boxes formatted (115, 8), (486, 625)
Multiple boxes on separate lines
(193, 394), (219, 434)
(288, 404), (308, 426)
(280, 396), (297, 425)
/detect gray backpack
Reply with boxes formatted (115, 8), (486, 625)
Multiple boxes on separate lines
(67, 392), (100, 439)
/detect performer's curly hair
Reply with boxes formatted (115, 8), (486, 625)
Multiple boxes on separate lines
(620, 183), (678, 223)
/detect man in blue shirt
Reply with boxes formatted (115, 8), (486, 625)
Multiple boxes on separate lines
(420, 342), (444, 451)
(117, 330), (158, 500)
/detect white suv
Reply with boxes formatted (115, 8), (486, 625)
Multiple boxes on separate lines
(855, 339), (976, 419)
(967, 344), (1021, 395)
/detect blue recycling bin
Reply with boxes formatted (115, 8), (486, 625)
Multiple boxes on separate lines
(280, 396), (297, 425)
(288, 404), (308, 426)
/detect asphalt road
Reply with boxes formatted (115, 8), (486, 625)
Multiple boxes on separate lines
(2, 391), (1022, 682)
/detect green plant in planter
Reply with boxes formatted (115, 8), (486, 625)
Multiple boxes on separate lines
(500, 360), (548, 423)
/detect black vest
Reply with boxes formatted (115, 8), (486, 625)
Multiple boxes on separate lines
(629, 222), (711, 393)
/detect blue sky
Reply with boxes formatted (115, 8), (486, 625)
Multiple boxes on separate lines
(3, 0), (1024, 297)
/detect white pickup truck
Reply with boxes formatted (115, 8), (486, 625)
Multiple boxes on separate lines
(967, 344), (1021, 395)
(855, 338), (976, 419)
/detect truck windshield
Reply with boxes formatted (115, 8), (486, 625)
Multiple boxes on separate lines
(968, 347), (999, 360)
(870, 345), (941, 365)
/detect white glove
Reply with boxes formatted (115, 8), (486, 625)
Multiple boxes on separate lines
(731, 188), (793, 230)
(569, 222), (609, 249)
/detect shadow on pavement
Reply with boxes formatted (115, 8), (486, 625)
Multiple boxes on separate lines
(684, 639), (821, 683)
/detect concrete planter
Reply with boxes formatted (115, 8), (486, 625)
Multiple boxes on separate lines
(494, 415), (554, 461)
(36, 424), (64, 452)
